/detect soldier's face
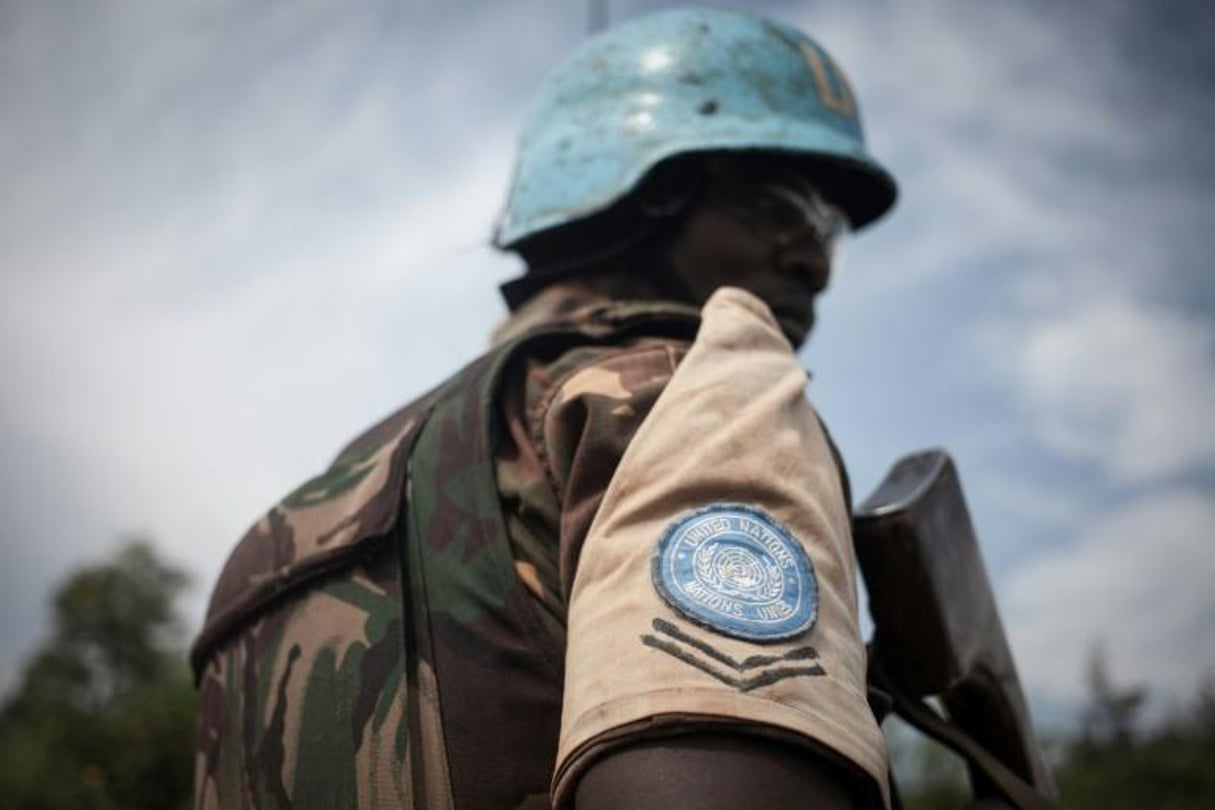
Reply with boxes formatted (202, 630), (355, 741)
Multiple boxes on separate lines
(666, 170), (844, 346)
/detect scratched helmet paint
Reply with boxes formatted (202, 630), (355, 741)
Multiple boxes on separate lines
(494, 7), (897, 250)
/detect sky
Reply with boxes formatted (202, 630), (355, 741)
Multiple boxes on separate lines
(1, 0), (1212, 731)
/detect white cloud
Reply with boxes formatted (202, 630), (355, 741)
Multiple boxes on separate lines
(972, 471), (1088, 537)
(796, 0), (1215, 713)
(996, 295), (1215, 483)
(1004, 489), (1215, 707)
(790, 0), (1129, 292)
(1, 0), (1212, 726)
(0, 139), (515, 620)
(0, 2), (536, 665)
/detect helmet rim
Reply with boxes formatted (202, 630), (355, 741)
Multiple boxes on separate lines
(495, 128), (897, 249)
(494, 8), (898, 251)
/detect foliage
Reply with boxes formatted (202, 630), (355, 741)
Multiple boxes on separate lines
(0, 541), (197, 810)
(897, 649), (1215, 809)
(1056, 653), (1215, 810)
(4, 543), (1214, 809)
(886, 716), (969, 810)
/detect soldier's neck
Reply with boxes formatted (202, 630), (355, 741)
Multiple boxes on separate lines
(491, 271), (682, 346)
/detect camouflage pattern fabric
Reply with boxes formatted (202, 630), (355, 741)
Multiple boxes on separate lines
(192, 283), (701, 809)
(195, 552), (443, 809)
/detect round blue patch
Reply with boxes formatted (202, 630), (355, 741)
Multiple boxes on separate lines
(651, 503), (818, 642)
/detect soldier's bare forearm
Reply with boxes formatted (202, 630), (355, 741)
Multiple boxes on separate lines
(573, 732), (856, 810)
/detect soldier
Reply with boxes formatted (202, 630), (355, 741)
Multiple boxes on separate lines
(192, 8), (897, 809)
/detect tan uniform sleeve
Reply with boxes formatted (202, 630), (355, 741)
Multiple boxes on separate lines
(552, 287), (889, 807)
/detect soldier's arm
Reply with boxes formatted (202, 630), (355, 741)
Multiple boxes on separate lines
(575, 733), (856, 809)
(525, 336), (867, 808)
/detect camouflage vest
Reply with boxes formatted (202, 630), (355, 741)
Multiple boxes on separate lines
(191, 302), (700, 810)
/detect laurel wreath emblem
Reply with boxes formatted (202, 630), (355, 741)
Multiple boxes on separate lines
(692, 541), (785, 603)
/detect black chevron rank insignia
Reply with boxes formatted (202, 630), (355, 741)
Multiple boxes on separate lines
(641, 617), (826, 692)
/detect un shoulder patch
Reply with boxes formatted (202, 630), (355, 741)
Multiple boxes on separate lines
(651, 503), (818, 642)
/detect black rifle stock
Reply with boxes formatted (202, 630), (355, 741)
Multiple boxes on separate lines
(853, 449), (1059, 809)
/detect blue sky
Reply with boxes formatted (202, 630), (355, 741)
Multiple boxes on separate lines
(1, 0), (1212, 729)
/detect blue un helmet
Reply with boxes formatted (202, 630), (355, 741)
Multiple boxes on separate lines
(494, 7), (897, 252)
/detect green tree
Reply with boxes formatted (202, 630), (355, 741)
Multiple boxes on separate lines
(1057, 651), (1215, 809)
(0, 541), (197, 810)
(885, 715), (968, 810)
(894, 647), (1215, 809)
(1076, 646), (1146, 751)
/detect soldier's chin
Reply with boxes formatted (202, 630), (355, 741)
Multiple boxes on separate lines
(773, 306), (815, 348)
